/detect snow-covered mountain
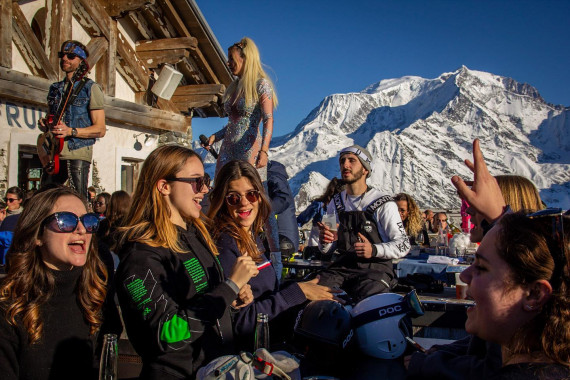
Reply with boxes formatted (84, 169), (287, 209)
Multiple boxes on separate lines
(199, 66), (570, 211)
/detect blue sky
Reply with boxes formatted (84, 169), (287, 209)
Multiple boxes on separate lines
(192, 0), (570, 140)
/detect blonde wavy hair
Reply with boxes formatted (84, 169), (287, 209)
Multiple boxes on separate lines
(223, 37), (278, 108)
(394, 193), (423, 237)
(118, 145), (218, 255)
(0, 187), (107, 343)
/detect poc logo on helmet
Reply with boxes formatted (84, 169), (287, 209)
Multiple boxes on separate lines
(378, 305), (402, 317)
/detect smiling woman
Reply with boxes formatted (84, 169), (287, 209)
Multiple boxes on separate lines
(114, 146), (258, 378)
(207, 160), (340, 351)
(0, 187), (110, 379)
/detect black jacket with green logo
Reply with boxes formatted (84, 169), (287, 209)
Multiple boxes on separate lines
(116, 224), (237, 379)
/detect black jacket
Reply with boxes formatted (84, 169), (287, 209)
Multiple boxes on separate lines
(267, 161), (299, 251)
(116, 224), (237, 379)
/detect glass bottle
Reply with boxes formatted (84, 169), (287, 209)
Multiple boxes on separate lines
(254, 313), (270, 351)
(99, 333), (118, 380)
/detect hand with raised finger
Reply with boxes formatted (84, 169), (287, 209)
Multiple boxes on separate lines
(354, 232), (374, 259)
(228, 255), (259, 289)
(451, 139), (506, 223)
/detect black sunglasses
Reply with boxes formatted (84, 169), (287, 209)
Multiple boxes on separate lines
(58, 52), (79, 60)
(166, 176), (210, 191)
(225, 190), (260, 206)
(526, 208), (568, 287)
(5, 198), (19, 203)
(42, 211), (100, 233)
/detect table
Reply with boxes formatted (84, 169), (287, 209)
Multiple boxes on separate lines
(394, 253), (469, 284)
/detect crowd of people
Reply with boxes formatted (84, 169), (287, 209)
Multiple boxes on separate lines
(0, 35), (568, 380)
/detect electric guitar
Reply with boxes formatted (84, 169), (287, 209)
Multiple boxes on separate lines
(37, 62), (89, 175)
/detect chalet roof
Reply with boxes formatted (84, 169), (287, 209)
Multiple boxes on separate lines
(0, 0), (234, 132)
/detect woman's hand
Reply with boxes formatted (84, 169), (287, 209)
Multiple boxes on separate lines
(256, 150), (268, 169)
(317, 222), (337, 244)
(232, 284), (254, 309)
(228, 256), (259, 289)
(207, 135), (216, 147)
(451, 139), (506, 223)
(298, 276), (344, 303)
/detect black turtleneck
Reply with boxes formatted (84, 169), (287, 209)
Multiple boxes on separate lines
(0, 266), (98, 380)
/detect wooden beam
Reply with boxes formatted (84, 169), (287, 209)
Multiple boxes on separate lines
(136, 37), (197, 52)
(157, 0), (219, 84)
(116, 31), (150, 92)
(141, 4), (176, 38)
(98, 0), (153, 19)
(97, 20), (117, 96)
(0, 66), (187, 132)
(177, 56), (207, 84)
(85, 37), (107, 69)
(11, 2), (57, 81)
(173, 84), (225, 97)
(74, 0), (111, 38)
(0, 0), (12, 68)
(46, 0), (72, 75)
(156, 97), (181, 114)
(127, 12), (155, 40)
(137, 49), (189, 68)
(171, 94), (218, 111)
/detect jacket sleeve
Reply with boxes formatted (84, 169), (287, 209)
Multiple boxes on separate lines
(296, 201), (319, 226)
(373, 201), (410, 259)
(216, 234), (306, 336)
(116, 245), (237, 363)
(267, 174), (290, 215)
(407, 337), (502, 379)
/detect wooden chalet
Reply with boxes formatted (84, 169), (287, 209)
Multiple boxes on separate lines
(0, 0), (231, 193)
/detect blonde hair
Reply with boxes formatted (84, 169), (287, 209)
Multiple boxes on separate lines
(495, 175), (544, 213)
(118, 145), (218, 255)
(394, 193), (423, 237)
(223, 37), (278, 108)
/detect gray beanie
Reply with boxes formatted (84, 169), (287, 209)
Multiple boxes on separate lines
(340, 145), (373, 178)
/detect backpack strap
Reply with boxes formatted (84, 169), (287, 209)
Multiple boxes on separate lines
(366, 195), (394, 215)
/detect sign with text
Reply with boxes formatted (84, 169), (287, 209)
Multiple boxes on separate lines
(0, 98), (47, 130)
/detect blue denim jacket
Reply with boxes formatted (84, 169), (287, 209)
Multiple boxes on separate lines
(47, 78), (96, 150)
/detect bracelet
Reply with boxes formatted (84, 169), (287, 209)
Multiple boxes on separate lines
(259, 150), (268, 155)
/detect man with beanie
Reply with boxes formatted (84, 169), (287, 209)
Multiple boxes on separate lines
(318, 144), (409, 303)
(39, 40), (106, 199)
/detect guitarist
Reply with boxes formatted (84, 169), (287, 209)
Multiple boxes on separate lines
(39, 40), (106, 199)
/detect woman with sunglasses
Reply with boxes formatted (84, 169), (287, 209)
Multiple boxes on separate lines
(207, 160), (340, 350)
(203, 37), (284, 280)
(0, 187), (109, 379)
(115, 146), (258, 379)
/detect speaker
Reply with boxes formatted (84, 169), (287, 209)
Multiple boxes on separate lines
(151, 65), (183, 100)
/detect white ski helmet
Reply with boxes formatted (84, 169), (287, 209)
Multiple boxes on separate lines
(350, 290), (424, 359)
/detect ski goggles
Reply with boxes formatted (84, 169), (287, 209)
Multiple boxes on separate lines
(42, 211), (100, 233)
(225, 190), (260, 206)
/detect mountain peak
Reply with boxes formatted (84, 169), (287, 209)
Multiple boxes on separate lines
(267, 68), (570, 211)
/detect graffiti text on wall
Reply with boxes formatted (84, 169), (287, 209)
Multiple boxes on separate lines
(1, 99), (47, 130)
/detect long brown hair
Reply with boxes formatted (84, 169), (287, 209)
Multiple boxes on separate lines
(105, 190), (131, 227)
(0, 187), (107, 343)
(207, 160), (271, 262)
(118, 145), (218, 255)
(498, 212), (570, 366)
(314, 177), (345, 204)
